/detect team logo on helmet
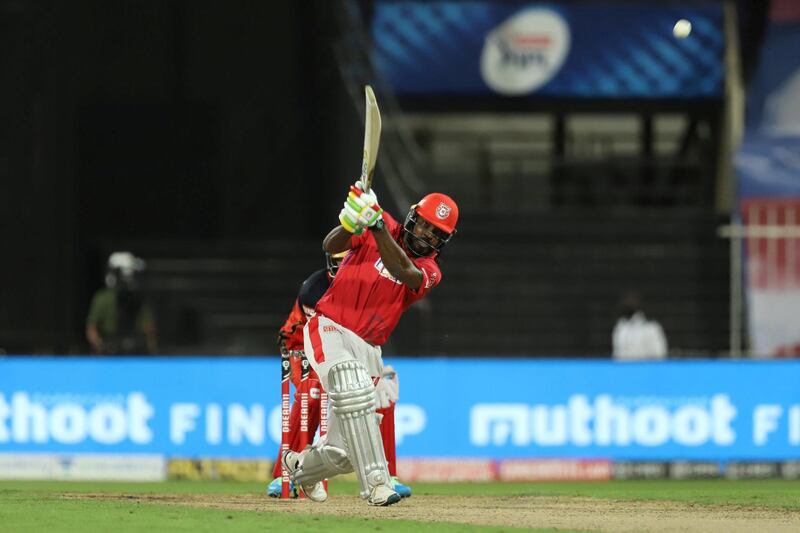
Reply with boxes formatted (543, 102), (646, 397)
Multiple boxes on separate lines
(435, 202), (451, 220)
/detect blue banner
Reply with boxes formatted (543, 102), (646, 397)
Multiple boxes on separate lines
(372, 1), (723, 98)
(736, 135), (800, 198)
(2, 358), (800, 460)
(735, 23), (800, 199)
(741, 24), (800, 137)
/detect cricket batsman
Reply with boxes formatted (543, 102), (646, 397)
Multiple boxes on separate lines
(282, 182), (458, 506)
(267, 251), (411, 498)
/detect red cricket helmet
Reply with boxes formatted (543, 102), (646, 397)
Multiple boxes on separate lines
(403, 193), (459, 257)
(416, 193), (459, 233)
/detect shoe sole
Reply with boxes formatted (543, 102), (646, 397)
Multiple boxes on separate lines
(370, 492), (402, 507)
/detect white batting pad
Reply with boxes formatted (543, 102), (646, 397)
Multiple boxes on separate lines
(328, 359), (393, 499)
(291, 443), (352, 486)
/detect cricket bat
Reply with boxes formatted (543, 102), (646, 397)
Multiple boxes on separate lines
(360, 85), (382, 193)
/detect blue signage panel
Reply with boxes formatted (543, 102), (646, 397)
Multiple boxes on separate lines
(736, 23), (800, 199)
(736, 135), (800, 198)
(372, 1), (723, 98)
(2, 358), (800, 460)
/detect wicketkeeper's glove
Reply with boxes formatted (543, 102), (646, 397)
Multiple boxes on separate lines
(375, 365), (399, 409)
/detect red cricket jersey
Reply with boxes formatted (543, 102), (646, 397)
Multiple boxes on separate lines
(315, 212), (442, 346)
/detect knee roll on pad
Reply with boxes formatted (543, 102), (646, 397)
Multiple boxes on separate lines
(328, 360), (392, 499)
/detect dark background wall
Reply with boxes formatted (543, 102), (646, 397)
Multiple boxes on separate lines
(0, 0), (360, 353)
(0, 0), (746, 356)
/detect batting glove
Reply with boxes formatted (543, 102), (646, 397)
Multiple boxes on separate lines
(353, 181), (379, 207)
(349, 183), (383, 228)
(339, 202), (366, 235)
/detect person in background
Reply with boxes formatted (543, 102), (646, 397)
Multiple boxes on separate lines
(86, 251), (157, 355)
(612, 291), (667, 361)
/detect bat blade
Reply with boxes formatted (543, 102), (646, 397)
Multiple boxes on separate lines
(360, 85), (382, 193)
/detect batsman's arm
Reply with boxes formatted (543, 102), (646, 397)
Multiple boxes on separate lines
(323, 225), (355, 254)
(370, 221), (423, 290)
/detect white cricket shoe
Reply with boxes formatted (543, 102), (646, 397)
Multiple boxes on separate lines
(281, 450), (328, 502)
(368, 484), (401, 507)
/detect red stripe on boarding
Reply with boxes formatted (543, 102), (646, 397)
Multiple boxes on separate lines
(309, 315), (326, 364)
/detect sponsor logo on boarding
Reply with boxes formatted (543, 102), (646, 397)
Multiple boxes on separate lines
(168, 458), (271, 482)
(470, 395), (739, 448)
(435, 202), (451, 220)
(374, 258), (402, 284)
(0, 392), (154, 445)
(480, 8), (571, 96)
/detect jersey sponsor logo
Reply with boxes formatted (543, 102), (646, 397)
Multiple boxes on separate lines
(374, 259), (402, 285)
(480, 9), (571, 96)
(322, 325), (338, 333)
(435, 202), (451, 220)
(424, 269), (439, 289)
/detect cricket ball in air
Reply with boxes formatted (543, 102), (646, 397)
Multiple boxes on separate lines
(673, 19), (692, 39)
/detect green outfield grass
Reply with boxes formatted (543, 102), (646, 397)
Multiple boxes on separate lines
(1, 494), (537, 533)
(2, 479), (800, 532)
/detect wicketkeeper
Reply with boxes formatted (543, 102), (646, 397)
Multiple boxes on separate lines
(267, 250), (411, 498)
(282, 182), (458, 506)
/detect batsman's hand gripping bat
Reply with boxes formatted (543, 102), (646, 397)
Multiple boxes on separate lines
(360, 85), (382, 193)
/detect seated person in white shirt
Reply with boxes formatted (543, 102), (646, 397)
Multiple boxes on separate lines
(612, 291), (668, 361)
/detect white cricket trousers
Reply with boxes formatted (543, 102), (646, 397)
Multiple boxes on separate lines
(303, 313), (383, 450)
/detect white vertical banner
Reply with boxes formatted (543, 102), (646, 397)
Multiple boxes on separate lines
(744, 200), (800, 357)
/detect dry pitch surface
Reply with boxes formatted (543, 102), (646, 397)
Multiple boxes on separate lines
(64, 491), (800, 533)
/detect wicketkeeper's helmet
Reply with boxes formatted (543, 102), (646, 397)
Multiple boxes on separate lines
(325, 250), (349, 277)
(403, 193), (458, 257)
